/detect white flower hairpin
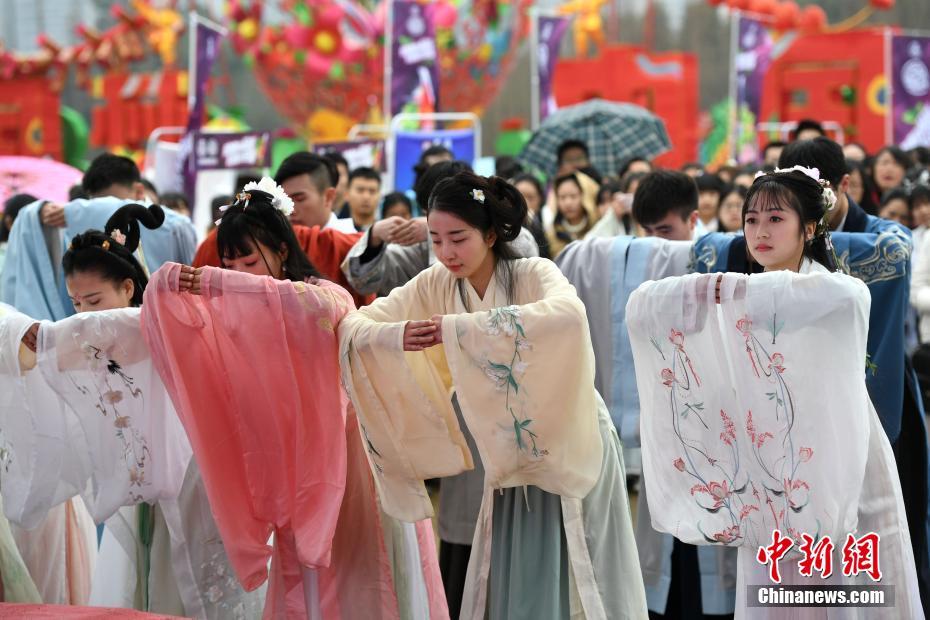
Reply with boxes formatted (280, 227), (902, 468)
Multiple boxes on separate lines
(243, 177), (295, 217)
(754, 165), (837, 211)
(215, 176), (295, 226)
(471, 189), (485, 204)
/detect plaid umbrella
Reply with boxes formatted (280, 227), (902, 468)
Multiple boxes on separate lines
(519, 99), (671, 178)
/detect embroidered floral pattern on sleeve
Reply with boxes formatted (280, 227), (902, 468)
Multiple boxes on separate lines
(481, 306), (548, 459)
(72, 343), (152, 504)
(655, 318), (814, 549)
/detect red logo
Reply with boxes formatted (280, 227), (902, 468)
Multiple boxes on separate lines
(756, 530), (794, 583)
(841, 533), (882, 582)
(797, 534), (835, 579)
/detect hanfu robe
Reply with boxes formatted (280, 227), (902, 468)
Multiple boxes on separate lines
(0, 304), (258, 618)
(695, 224), (930, 612)
(1, 197), (197, 321)
(627, 264), (924, 619)
(558, 236), (738, 616)
(339, 257), (648, 619)
(340, 222), (540, 613)
(141, 264), (446, 620)
(0, 303), (98, 604)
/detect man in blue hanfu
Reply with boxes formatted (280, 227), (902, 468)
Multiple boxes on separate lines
(1, 153), (197, 320)
(693, 137), (930, 615)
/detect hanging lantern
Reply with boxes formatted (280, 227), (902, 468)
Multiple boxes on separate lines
(773, 1), (801, 31)
(799, 5), (827, 34)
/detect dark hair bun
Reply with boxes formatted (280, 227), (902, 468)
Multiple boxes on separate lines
(487, 175), (528, 243)
(104, 203), (165, 253)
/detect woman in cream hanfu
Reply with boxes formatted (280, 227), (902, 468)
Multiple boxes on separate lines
(7, 203), (261, 618)
(144, 180), (446, 619)
(627, 168), (924, 618)
(339, 171), (648, 619)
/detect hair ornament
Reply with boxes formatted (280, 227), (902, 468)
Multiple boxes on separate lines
(754, 164), (838, 218)
(243, 177), (295, 217)
(110, 228), (127, 246)
(101, 239), (110, 251)
(471, 188), (485, 204)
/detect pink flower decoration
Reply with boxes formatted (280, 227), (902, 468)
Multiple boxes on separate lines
(668, 329), (684, 347)
(661, 368), (674, 387)
(690, 483), (708, 496)
(719, 409), (736, 445)
(798, 447), (813, 462)
(739, 504), (759, 520)
(674, 457), (686, 472)
(736, 317), (752, 334)
(708, 480), (730, 500)
(769, 352), (785, 373)
(713, 525), (741, 543)
(756, 431), (774, 449)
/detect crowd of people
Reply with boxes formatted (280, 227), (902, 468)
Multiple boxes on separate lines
(0, 115), (927, 619)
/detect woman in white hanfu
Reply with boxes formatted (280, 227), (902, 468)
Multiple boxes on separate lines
(627, 168), (924, 619)
(8, 204), (261, 618)
(339, 171), (648, 619)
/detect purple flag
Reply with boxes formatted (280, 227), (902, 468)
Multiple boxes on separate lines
(390, 1), (439, 119)
(180, 15), (225, 204)
(537, 15), (569, 123)
(891, 35), (930, 148)
(187, 20), (224, 132)
(734, 15), (776, 164)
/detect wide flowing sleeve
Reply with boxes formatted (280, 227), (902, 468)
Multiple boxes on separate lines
(338, 265), (474, 522)
(142, 265), (350, 590)
(627, 271), (871, 552)
(0, 202), (70, 321)
(442, 258), (603, 499)
(0, 305), (88, 529)
(35, 308), (192, 524)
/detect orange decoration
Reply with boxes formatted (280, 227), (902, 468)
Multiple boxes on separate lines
(773, 1), (801, 31)
(799, 5), (827, 34)
(749, 0), (777, 16)
(869, 0), (894, 8)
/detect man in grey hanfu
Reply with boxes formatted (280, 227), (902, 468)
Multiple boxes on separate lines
(557, 171), (740, 620)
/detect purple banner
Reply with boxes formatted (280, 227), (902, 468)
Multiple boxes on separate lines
(191, 131), (272, 172)
(314, 139), (386, 172)
(734, 16), (775, 164)
(891, 35), (930, 149)
(187, 20), (224, 132)
(390, 1), (439, 118)
(537, 15), (569, 123)
(180, 17), (225, 202)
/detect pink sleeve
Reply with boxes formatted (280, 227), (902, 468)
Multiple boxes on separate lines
(141, 265), (349, 594)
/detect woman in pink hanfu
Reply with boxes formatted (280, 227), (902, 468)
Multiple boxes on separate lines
(142, 180), (446, 620)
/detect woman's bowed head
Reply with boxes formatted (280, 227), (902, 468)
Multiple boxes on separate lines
(180, 183), (322, 294)
(402, 172), (528, 352)
(743, 166), (839, 273)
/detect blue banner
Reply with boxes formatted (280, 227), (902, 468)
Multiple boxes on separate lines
(394, 129), (475, 193)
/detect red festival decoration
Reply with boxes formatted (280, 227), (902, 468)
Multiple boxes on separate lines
(224, 0), (531, 136)
(758, 27), (888, 152)
(709, 0), (896, 34)
(552, 44), (700, 169)
(0, 1), (188, 159)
